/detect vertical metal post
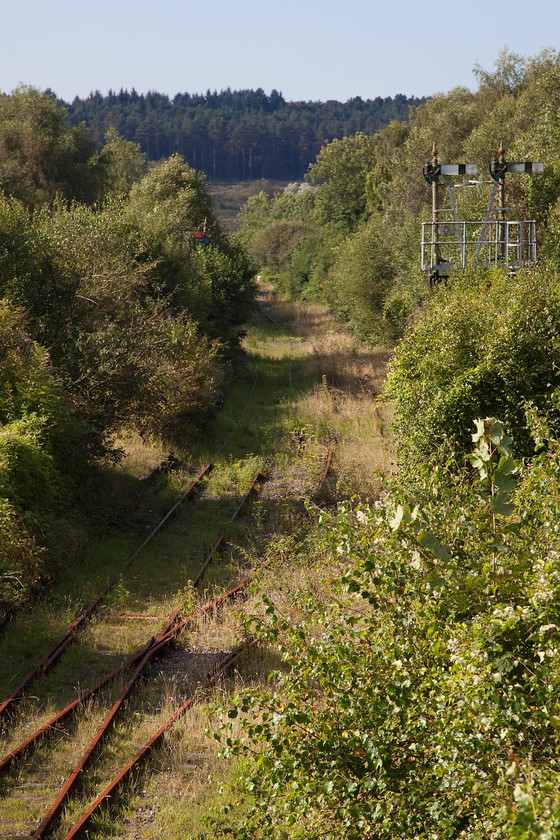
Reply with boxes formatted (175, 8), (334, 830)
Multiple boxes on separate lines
(430, 145), (440, 289)
(497, 146), (506, 263)
(489, 144), (508, 264)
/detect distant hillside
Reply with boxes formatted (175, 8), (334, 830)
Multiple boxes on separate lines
(63, 88), (427, 181)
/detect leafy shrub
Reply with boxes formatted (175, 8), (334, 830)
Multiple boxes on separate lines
(0, 188), (246, 450)
(127, 155), (256, 349)
(0, 301), (76, 597)
(212, 418), (560, 839)
(0, 499), (43, 604)
(126, 309), (223, 442)
(192, 243), (256, 346)
(386, 265), (560, 473)
(250, 220), (315, 274)
(324, 221), (394, 341)
(0, 416), (62, 513)
(0, 298), (62, 425)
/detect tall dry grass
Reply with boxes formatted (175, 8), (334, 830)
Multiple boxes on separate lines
(302, 327), (394, 499)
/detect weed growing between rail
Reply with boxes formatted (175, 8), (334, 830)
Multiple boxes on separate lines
(92, 294), (393, 840)
(0, 288), (392, 838)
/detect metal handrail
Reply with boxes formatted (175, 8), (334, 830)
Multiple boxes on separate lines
(421, 219), (537, 271)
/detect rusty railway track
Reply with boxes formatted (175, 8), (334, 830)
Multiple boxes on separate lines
(0, 469), (263, 771)
(28, 586), (256, 840)
(1, 444), (334, 840)
(61, 641), (250, 840)
(0, 542), (261, 781)
(0, 461), (214, 721)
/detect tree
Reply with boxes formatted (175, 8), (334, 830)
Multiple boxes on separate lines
(306, 132), (378, 231)
(98, 127), (147, 197)
(323, 221), (393, 340)
(0, 85), (100, 206)
(251, 220), (315, 274)
(126, 155), (255, 348)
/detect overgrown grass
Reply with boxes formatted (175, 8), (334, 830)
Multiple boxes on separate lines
(0, 286), (393, 839)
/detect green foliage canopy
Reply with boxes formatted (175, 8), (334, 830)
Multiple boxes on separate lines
(386, 265), (560, 473)
(0, 85), (101, 207)
(306, 132), (378, 231)
(212, 418), (560, 839)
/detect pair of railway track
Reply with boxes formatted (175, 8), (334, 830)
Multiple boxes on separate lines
(0, 441), (333, 839)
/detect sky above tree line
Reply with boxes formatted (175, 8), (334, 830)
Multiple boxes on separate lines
(2, 0), (558, 104)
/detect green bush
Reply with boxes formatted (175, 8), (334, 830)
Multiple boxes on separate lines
(0, 188), (247, 450)
(386, 265), (560, 473)
(0, 416), (62, 513)
(0, 498), (43, 604)
(324, 221), (394, 341)
(0, 298), (61, 425)
(212, 418), (560, 839)
(0, 301), (76, 597)
(250, 220), (315, 275)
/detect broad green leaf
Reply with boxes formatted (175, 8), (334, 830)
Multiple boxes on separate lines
(490, 494), (516, 516)
(389, 504), (404, 531)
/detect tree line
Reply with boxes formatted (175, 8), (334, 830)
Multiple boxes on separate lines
(62, 87), (426, 180)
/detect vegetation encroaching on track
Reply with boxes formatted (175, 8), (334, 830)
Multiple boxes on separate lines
(211, 414), (560, 839)
(0, 285), (391, 838)
(196, 48), (560, 840)
(3, 46), (560, 840)
(0, 109), (255, 608)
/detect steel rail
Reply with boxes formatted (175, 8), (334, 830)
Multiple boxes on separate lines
(0, 572), (256, 779)
(61, 643), (249, 840)
(0, 639), (154, 777)
(0, 470), (263, 777)
(191, 469), (263, 588)
(0, 462), (213, 719)
(6, 446), (330, 834)
(30, 646), (157, 840)
(49, 450), (331, 839)
(28, 580), (255, 840)
(1, 367), (261, 719)
(316, 440), (334, 494)
(290, 440), (335, 535)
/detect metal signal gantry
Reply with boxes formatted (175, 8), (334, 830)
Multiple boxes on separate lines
(421, 144), (543, 287)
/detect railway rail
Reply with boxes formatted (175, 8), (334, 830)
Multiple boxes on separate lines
(1, 431), (334, 838)
(0, 462), (214, 721)
(60, 641), (250, 840)
(0, 463), (266, 838)
(0, 467), (263, 753)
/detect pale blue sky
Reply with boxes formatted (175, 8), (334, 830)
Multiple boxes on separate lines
(2, 0), (559, 103)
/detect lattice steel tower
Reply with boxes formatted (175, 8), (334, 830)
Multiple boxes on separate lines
(421, 145), (543, 288)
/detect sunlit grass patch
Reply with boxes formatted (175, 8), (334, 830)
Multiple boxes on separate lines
(110, 431), (169, 480)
